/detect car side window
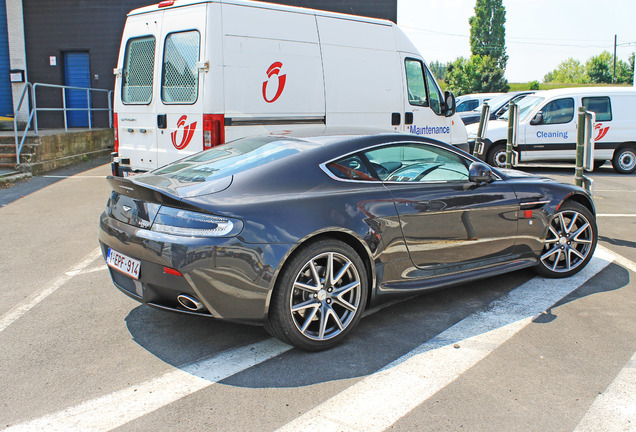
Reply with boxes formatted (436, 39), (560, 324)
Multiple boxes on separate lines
(364, 144), (469, 182)
(582, 97), (612, 121)
(457, 99), (478, 112)
(405, 59), (428, 107)
(541, 98), (575, 124)
(326, 155), (377, 181)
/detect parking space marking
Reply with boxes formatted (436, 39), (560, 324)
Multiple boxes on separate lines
(276, 250), (615, 432)
(597, 214), (636, 217)
(42, 175), (107, 179)
(5, 339), (292, 432)
(574, 350), (636, 432)
(0, 248), (102, 334)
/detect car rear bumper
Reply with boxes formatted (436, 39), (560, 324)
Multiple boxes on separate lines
(99, 212), (291, 324)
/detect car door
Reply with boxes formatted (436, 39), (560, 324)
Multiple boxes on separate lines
(522, 97), (577, 162)
(363, 142), (519, 272)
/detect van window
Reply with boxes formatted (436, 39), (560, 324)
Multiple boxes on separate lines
(161, 31), (200, 104)
(425, 68), (443, 115)
(122, 36), (156, 104)
(582, 97), (612, 121)
(405, 59), (428, 107)
(542, 98), (574, 124)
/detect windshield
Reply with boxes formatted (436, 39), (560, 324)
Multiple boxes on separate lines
(500, 96), (545, 122)
(152, 136), (309, 182)
(473, 93), (511, 112)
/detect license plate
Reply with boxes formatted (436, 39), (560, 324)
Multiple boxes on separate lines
(106, 248), (141, 279)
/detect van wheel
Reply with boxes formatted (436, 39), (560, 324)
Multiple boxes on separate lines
(612, 146), (636, 174)
(593, 160), (606, 171)
(265, 239), (368, 351)
(487, 144), (507, 168)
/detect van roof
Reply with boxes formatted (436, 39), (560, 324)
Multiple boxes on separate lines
(128, 0), (393, 27)
(531, 86), (636, 99)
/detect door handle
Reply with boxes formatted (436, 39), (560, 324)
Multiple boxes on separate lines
(405, 112), (414, 125)
(157, 114), (167, 129)
(391, 113), (401, 126)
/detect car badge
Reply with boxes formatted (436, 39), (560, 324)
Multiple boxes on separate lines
(122, 205), (132, 213)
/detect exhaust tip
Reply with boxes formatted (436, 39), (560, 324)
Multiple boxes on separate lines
(177, 294), (205, 312)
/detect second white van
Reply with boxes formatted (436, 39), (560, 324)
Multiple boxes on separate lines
(466, 87), (636, 174)
(111, 0), (467, 176)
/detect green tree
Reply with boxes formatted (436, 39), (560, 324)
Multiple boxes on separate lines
(446, 55), (509, 95)
(429, 60), (449, 81)
(469, 0), (508, 69)
(528, 80), (540, 90)
(543, 58), (587, 83)
(615, 53), (634, 84)
(586, 51), (613, 84)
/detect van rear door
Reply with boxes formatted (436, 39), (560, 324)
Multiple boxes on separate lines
(117, 10), (163, 173)
(155, 3), (207, 168)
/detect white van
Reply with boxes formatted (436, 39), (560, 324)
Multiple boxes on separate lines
(110, 0), (467, 176)
(466, 87), (636, 174)
(455, 93), (503, 113)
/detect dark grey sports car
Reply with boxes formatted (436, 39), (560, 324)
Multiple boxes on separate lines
(99, 129), (598, 351)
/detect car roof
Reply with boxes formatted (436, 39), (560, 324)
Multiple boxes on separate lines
(530, 86), (636, 99)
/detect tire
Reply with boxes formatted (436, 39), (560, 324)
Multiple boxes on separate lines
(486, 144), (507, 168)
(612, 146), (636, 174)
(265, 239), (368, 351)
(593, 160), (606, 171)
(535, 202), (597, 278)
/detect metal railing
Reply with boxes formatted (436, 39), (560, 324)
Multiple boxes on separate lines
(13, 82), (113, 164)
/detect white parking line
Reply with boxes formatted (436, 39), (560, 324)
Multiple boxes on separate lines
(275, 249), (615, 432)
(0, 248), (102, 334)
(5, 339), (293, 432)
(597, 214), (636, 217)
(573, 350), (636, 432)
(42, 175), (106, 179)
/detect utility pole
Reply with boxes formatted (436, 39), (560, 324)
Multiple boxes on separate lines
(613, 34), (617, 84)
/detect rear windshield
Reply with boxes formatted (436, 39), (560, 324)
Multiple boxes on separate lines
(121, 35), (156, 104)
(152, 137), (309, 182)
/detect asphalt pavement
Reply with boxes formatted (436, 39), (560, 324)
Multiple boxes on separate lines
(0, 161), (634, 432)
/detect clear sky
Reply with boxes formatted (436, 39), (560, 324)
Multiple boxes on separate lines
(397, 0), (636, 83)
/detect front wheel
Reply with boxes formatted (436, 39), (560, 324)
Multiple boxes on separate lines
(612, 146), (636, 174)
(535, 202), (597, 278)
(265, 239), (368, 351)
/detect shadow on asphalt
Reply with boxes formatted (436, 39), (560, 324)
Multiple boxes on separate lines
(0, 155), (110, 207)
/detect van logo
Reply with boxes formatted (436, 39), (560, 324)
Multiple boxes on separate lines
(171, 115), (197, 150)
(594, 123), (610, 141)
(262, 62), (287, 103)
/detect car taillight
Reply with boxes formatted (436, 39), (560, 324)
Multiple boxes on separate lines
(113, 113), (119, 153)
(203, 114), (225, 150)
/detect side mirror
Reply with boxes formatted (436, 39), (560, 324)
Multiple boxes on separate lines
(443, 91), (456, 117)
(530, 111), (543, 125)
(469, 162), (495, 183)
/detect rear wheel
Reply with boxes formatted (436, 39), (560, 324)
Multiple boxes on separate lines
(487, 143), (507, 168)
(535, 202), (597, 278)
(612, 146), (636, 174)
(265, 239), (367, 351)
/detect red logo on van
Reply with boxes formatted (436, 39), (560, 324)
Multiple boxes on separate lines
(262, 62), (286, 103)
(594, 123), (610, 141)
(171, 115), (197, 150)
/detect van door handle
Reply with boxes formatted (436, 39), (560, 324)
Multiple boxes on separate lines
(405, 112), (414, 125)
(157, 114), (167, 129)
(391, 113), (401, 126)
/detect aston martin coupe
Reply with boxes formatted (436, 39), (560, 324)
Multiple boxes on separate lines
(99, 129), (597, 351)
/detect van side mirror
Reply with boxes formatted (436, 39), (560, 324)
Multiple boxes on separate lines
(443, 91), (456, 117)
(530, 111), (543, 125)
(468, 162), (495, 183)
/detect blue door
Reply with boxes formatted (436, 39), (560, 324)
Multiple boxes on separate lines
(64, 52), (91, 127)
(0, 0), (14, 118)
